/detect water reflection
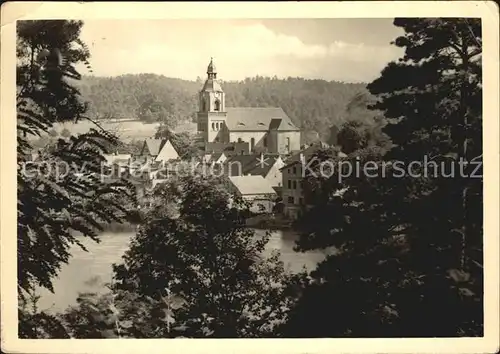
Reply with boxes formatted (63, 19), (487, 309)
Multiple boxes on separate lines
(36, 229), (325, 313)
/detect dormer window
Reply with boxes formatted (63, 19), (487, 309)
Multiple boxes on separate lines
(237, 122), (245, 126)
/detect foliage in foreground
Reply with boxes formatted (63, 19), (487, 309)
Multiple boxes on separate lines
(283, 18), (483, 337)
(111, 175), (297, 338)
(22, 176), (301, 338)
(17, 20), (135, 336)
(18, 18), (484, 339)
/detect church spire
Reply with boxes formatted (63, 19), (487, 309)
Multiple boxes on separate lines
(207, 57), (217, 79)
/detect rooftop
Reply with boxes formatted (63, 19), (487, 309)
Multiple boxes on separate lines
(225, 154), (282, 177)
(143, 138), (167, 156)
(202, 78), (223, 92)
(281, 141), (332, 169)
(229, 175), (277, 196)
(225, 107), (300, 132)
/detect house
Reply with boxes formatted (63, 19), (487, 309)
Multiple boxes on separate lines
(101, 154), (132, 180)
(224, 153), (285, 188)
(228, 175), (277, 214)
(140, 138), (179, 163)
(197, 58), (301, 155)
(204, 141), (250, 156)
(280, 142), (345, 220)
(200, 152), (227, 165)
(103, 153), (131, 166)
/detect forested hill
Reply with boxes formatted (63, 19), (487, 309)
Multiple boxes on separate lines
(77, 74), (369, 140)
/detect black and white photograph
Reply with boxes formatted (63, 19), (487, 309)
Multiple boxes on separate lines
(1, 2), (499, 353)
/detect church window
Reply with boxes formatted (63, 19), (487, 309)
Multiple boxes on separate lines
(251, 138), (255, 151)
(202, 99), (206, 112)
(263, 136), (268, 147)
(286, 137), (291, 152)
(212, 122), (215, 131)
(214, 99), (220, 111)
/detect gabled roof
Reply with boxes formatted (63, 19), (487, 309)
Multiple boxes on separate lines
(225, 154), (282, 177)
(228, 175), (277, 196)
(155, 140), (179, 162)
(212, 152), (225, 161)
(225, 107), (300, 132)
(280, 142), (331, 170)
(143, 138), (166, 156)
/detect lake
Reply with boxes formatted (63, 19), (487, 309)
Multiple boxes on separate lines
(36, 229), (326, 313)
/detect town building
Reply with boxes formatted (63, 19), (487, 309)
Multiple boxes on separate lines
(140, 138), (179, 163)
(205, 141), (250, 157)
(280, 142), (345, 220)
(103, 153), (132, 165)
(228, 175), (277, 214)
(196, 58), (301, 155)
(224, 153), (285, 188)
(200, 152), (228, 166)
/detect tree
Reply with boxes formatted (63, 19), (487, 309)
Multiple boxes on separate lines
(17, 20), (135, 336)
(330, 91), (391, 154)
(111, 175), (295, 338)
(60, 127), (71, 138)
(368, 18), (483, 274)
(336, 118), (391, 154)
(77, 74), (367, 139)
(284, 18), (483, 337)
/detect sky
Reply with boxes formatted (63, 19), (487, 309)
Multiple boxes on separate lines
(78, 19), (405, 83)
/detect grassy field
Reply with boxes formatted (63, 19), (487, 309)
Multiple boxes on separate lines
(52, 119), (197, 142)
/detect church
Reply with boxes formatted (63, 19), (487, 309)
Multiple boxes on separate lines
(197, 59), (301, 155)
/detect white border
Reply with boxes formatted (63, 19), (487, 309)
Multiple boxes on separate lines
(1, 2), (499, 353)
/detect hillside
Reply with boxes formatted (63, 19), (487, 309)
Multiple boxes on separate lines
(76, 74), (370, 142)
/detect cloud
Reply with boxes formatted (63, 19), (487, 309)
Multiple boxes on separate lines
(78, 20), (403, 83)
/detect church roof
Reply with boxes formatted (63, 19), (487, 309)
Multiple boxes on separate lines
(202, 78), (223, 92)
(225, 107), (300, 132)
(207, 58), (216, 74)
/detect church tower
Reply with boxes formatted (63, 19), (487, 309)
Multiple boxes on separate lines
(197, 58), (228, 143)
